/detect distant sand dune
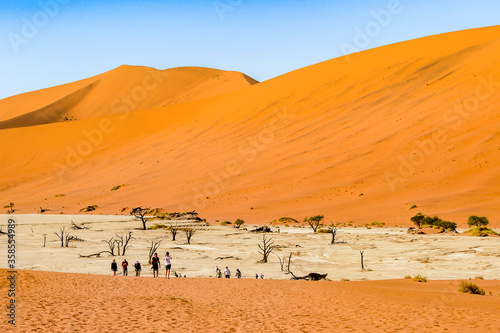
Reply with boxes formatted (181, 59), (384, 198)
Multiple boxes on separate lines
(1, 26), (500, 226)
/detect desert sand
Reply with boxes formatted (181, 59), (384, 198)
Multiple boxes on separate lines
(1, 214), (500, 332)
(0, 26), (500, 227)
(1, 269), (499, 332)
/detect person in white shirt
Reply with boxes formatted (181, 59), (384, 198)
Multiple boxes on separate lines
(164, 252), (172, 279)
(224, 266), (230, 278)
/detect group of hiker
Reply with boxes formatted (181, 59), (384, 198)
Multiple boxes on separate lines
(111, 252), (265, 279)
(111, 252), (172, 278)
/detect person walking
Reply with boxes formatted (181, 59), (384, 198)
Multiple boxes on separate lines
(151, 253), (160, 278)
(224, 266), (231, 278)
(111, 259), (118, 276)
(134, 261), (141, 276)
(236, 269), (242, 279)
(122, 259), (129, 276)
(164, 252), (172, 279)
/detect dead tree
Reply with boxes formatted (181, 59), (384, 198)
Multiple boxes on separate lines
(278, 252), (293, 272)
(0, 226), (7, 235)
(39, 207), (49, 213)
(258, 234), (276, 263)
(114, 232), (133, 255)
(43, 234), (47, 247)
(330, 223), (338, 244)
(183, 228), (196, 244)
(71, 220), (89, 230)
(131, 207), (151, 230)
(103, 237), (116, 256)
(148, 239), (162, 264)
(64, 232), (71, 247)
(360, 250), (365, 270)
(55, 227), (67, 248)
(303, 215), (324, 233)
(168, 222), (179, 241)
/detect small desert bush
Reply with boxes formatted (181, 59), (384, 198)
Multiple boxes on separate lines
(148, 224), (169, 230)
(409, 205), (417, 210)
(316, 228), (331, 233)
(463, 226), (498, 237)
(111, 184), (124, 191)
(54, 194), (65, 197)
(475, 276), (484, 280)
(411, 274), (427, 282)
(220, 220), (231, 226)
(279, 217), (298, 224)
(369, 221), (385, 227)
(234, 219), (245, 228)
(120, 207), (128, 213)
(79, 205), (98, 212)
(404, 275), (412, 279)
(458, 281), (485, 295)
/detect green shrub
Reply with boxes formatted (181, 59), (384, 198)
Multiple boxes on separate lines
(369, 221), (385, 227)
(234, 219), (245, 228)
(411, 213), (457, 231)
(411, 213), (425, 228)
(467, 215), (489, 227)
(54, 194), (65, 197)
(458, 281), (485, 295)
(220, 220), (231, 226)
(120, 207), (128, 213)
(409, 205), (417, 210)
(111, 184), (124, 191)
(278, 217), (298, 224)
(463, 226), (498, 237)
(316, 228), (331, 233)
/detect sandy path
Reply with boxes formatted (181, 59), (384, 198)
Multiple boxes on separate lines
(1, 269), (499, 332)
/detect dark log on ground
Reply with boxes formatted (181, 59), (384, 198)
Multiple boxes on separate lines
(78, 251), (112, 258)
(215, 256), (234, 260)
(286, 271), (328, 281)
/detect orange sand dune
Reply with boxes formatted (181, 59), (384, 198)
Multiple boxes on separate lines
(1, 26), (500, 227)
(1, 269), (499, 332)
(0, 65), (257, 129)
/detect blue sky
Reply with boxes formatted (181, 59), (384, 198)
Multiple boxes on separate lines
(0, 0), (499, 100)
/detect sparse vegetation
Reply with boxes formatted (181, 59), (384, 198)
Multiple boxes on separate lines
(279, 217), (298, 224)
(4, 202), (15, 214)
(111, 184), (125, 191)
(410, 213), (457, 231)
(234, 219), (245, 228)
(220, 220), (231, 226)
(467, 215), (489, 227)
(458, 281), (486, 295)
(409, 204), (418, 210)
(304, 215), (324, 233)
(54, 194), (65, 197)
(462, 226), (498, 237)
(412, 274), (427, 282)
(79, 205), (98, 212)
(120, 207), (128, 213)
